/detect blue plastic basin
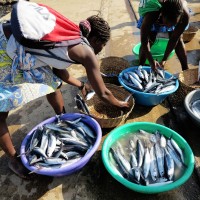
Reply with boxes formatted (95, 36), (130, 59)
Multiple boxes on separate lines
(20, 113), (102, 177)
(118, 66), (179, 106)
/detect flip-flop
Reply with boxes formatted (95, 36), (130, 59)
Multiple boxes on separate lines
(8, 157), (35, 180)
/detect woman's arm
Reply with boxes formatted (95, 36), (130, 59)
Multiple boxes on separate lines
(52, 68), (92, 97)
(140, 12), (161, 70)
(162, 9), (189, 62)
(68, 45), (129, 108)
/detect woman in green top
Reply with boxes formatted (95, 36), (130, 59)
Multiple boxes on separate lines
(137, 0), (190, 71)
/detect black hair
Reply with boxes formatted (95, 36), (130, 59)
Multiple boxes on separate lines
(161, 0), (183, 23)
(80, 15), (110, 43)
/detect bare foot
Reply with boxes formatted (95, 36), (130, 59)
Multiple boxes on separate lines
(8, 156), (33, 180)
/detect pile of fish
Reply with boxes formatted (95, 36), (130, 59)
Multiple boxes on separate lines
(190, 99), (200, 119)
(120, 66), (177, 94)
(109, 129), (185, 186)
(24, 116), (96, 170)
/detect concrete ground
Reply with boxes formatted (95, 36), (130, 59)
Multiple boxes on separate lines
(0, 0), (200, 199)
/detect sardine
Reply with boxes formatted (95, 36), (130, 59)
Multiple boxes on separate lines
(164, 148), (174, 181)
(85, 90), (95, 100)
(155, 143), (165, 177)
(149, 146), (158, 181)
(136, 139), (145, 168)
(167, 145), (183, 168)
(129, 74), (143, 90)
(170, 138), (184, 164)
(47, 133), (57, 157)
(130, 152), (140, 182)
(110, 148), (129, 179)
(142, 147), (151, 179)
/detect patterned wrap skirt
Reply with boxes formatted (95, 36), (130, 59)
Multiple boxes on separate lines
(137, 16), (189, 32)
(0, 24), (62, 112)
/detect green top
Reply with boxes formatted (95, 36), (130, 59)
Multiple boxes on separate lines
(138, 0), (162, 17)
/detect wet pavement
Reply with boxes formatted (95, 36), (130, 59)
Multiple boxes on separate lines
(0, 0), (200, 199)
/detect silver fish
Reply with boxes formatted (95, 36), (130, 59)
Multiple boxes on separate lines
(85, 90), (95, 100)
(128, 71), (142, 83)
(39, 130), (49, 153)
(135, 66), (145, 79)
(136, 139), (145, 168)
(47, 133), (57, 157)
(155, 143), (165, 177)
(141, 69), (149, 83)
(110, 148), (129, 179)
(116, 147), (132, 175)
(157, 85), (176, 94)
(164, 148), (174, 181)
(160, 134), (167, 148)
(129, 74), (143, 90)
(77, 121), (96, 139)
(167, 145), (183, 168)
(130, 152), (140, 182)
(142, 147), (151, 179)
(44, 157), (67, 165)
(32, 147), (47, 158)
(170, 138), (184, 163)
(149, 146), (158, 181)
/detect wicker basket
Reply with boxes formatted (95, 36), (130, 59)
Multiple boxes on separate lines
(78, 83), (135, 128)
(168, 68), (200, 106)
(99, 56), (130, 85)
(183, 25), (198, 43)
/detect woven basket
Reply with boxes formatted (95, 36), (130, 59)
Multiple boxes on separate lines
(99, 56), (130, 85)
(168, 68), (200, 106)
(183, 26), (198, 43)
(78, 83), (135, 128)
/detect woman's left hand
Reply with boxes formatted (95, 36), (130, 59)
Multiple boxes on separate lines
(159, 60), (166, 69)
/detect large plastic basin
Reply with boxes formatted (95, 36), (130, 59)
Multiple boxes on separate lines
(118, 66), (179, 106)
(132, 38), (175, 64)
(102, 122), (194, 194)
(20, 113), (102, 177)
(184, 89), (200, 127)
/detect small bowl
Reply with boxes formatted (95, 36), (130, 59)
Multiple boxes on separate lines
(184, 89), (200, 127)
(183, 25), (198, 43)
(118, 66), (179, 106)
(102, 122), (194, 194)
(99, 56), (130, 85)
(20, 113), (102, 177)
(132, 38), (175, 65)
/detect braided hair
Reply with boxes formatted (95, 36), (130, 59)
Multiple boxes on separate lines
(79, 15), (110, 44)
(161, 0), (183, 23)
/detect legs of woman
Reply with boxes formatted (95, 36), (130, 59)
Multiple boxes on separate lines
(46, 88), (66, 115)
(0, 112), (30, 179)
(168, 32), (189, 71)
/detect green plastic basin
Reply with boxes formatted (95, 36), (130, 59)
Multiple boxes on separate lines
(132, 38), (175, 64)
(101, 122), (194, 194)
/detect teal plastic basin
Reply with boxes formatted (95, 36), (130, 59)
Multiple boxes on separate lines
(102, 122), (194, 194)
(132, 38), (175, 64)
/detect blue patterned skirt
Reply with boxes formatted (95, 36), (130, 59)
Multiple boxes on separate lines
(137, 16), (189, 32)
(0, 24), (62, 112)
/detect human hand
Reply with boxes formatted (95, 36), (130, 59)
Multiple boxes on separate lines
(80, 82), (93, 99)
(118, 101), (130, 108)
(159, 60), (166, 69)
(151, 60), (160, 72)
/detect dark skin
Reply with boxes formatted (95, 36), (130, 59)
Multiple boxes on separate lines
(139, 0), (189, 71)
(0, 33), (129, 179)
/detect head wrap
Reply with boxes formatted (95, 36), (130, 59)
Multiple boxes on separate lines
(79, 20), (91, 38)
